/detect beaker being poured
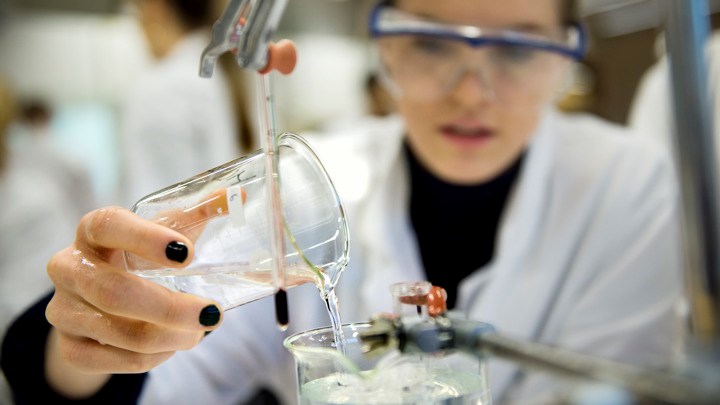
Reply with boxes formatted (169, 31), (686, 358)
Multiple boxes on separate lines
(124, 132), (350, 310)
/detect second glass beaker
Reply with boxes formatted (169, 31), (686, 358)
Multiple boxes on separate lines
(284, 322), (492, 404)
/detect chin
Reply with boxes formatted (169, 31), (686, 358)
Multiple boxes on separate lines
(436, 164), (498, 185)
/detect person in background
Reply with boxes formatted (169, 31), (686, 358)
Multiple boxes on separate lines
(0, 81), (82, 403)
(3, 1), (685, 404)
(9, 100), (97, 217)
(119, 0), (255, 206)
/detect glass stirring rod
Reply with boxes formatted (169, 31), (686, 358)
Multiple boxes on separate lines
(257, 41), (297, 330)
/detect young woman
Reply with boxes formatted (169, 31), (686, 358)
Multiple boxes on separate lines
(2, 0), (683, 403)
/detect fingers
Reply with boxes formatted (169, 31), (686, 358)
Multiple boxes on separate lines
(50, 204), (226, 331)
(48, 294), (205, 354)
(48, 254), (223, 331)
(54, 332), (176, 374)
(77, 207), (194, 268)
(45, 203), (227, 380)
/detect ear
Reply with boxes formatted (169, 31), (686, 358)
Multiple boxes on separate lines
(554, 62), (596, 111)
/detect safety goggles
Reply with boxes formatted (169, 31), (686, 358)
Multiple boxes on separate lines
(368, 2), (587, 103)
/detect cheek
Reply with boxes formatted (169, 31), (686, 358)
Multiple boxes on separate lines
(396, 99), (437, 137)
(501, 58), (572, 108)
(496, 65), (570, 142)
(498, 107), (542, 146)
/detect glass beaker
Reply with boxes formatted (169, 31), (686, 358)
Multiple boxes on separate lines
(284, 323), (492, 404)
(124, 132), (349, 309)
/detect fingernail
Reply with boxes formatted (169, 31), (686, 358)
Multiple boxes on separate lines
(204, 331), (213, 337)
(199, 305), (221, 326)
(166, 241), (188, 263)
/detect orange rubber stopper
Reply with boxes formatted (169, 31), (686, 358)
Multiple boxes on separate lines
(258, 39), (298, 75)
(426, 286), (448, 318)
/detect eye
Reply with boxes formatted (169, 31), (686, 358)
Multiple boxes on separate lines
(409, 37), (452, 56)
(493, 45), (536, 63)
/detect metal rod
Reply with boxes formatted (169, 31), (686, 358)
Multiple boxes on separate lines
(476, 333), (720, 405)
(663, 0), (720, 344)
(393, 318), (720, 403)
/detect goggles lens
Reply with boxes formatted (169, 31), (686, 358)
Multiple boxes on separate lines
(369, 4), (586, 102)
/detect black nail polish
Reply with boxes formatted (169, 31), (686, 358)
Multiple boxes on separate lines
(199, 305), (221, 326)
(204, 331), (213, 337)
(166, 241), (188, 263)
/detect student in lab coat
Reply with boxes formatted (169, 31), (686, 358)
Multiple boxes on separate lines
(119, 0), (254, 205)
(0, 81), (81, 403)
(2, 0), (685, 403)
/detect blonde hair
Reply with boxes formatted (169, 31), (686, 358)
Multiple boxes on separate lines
(0, 79), (16, 171)
(386, 0), (578, 26)
(560, 0), (578, 26)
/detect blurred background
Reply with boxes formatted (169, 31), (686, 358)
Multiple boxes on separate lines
(0, 0), (718, 204)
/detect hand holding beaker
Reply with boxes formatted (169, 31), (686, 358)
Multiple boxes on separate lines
(44, 206), (223, 397)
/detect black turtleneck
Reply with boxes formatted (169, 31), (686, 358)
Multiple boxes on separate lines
(406, 142), (524, 309)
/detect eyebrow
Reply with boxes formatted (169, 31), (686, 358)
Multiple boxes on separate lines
(508, 23), (559, 37)
(409, 11), (560, 37)
(396, 6), (563, 39)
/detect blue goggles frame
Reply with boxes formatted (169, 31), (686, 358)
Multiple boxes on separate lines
(368, 1), (587, 61)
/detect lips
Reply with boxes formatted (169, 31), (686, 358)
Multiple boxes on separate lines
(440, 122), (495, 145)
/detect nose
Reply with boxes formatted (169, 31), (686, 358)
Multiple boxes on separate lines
(448, 67), (496, 106)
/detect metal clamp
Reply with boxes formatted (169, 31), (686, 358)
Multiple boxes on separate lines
(200, 0), (288, 77)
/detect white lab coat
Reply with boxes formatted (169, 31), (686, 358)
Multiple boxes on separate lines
(139, 109), (684, 404)
(629, 32), (720, 153)
(118, 31), (240, 207)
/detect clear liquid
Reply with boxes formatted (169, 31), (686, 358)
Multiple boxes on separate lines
(324, 288), (347, 355)
(134, 258), (347, 351)
(131, 262), (318, 310)
(300, 370), (490, 404)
